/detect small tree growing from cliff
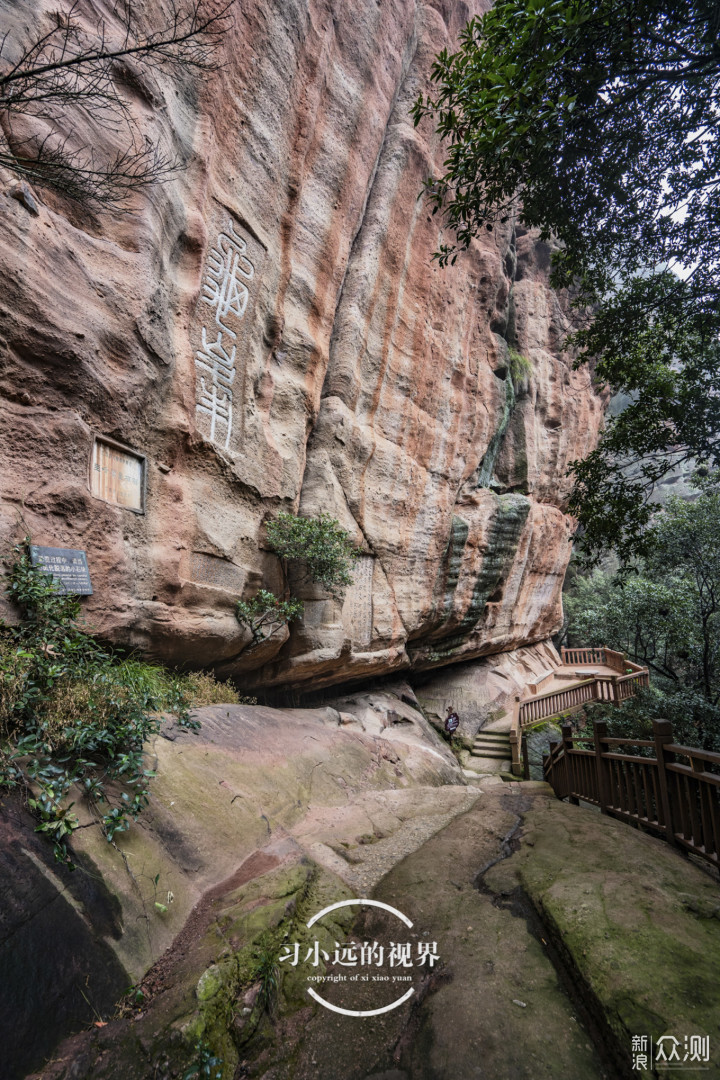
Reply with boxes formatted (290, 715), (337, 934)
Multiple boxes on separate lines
(265, 513), (360, 599)
(0, 0), (234, 209)
(235, 590), (304, 645)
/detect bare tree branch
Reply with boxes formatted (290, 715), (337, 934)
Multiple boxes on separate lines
(0, 1), (234, 209)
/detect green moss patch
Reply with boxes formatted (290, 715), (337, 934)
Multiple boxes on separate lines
(487, 798), (720, 1073)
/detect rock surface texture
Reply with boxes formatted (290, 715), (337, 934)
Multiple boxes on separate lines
(24, 781), (720, 1080)
(0, 0), (606, 690)
(1, 697), (469, 1079)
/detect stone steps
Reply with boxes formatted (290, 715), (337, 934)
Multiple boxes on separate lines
(471, 730), (512, 759)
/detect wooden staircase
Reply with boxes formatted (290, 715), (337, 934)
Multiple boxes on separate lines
(508, 646), (651, 776)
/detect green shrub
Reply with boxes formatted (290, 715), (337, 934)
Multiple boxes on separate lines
(183, 1041), (223, 1080)
(508, 348), (532, 389)
(235, 589), (304, 644)
(0, 543), (212, 865)
(265, 512), (359, 598)
(111, 660), (248, 708)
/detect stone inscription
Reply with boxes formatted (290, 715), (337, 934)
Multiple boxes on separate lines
(91, 438), (144, 511)
(30, 546), (93, 595)
(194, 218), (264, 451)
(347, 555), (374, 645)
(186, 552), (244, 593)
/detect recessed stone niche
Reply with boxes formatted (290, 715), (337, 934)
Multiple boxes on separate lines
(90, 436), (145, 513)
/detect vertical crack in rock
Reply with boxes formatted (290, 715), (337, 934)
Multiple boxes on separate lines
(474, 373), (516, 490)
(475, 807), (631, 1080)
(319, 2), (422, 410)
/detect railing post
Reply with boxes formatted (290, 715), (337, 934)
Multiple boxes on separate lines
(509, 695), (522, 775)
(547, 740), (561, 796)
(560, 646), (567, 664)
(610, 673), (620, 704)
(653, 719), (678, 848)
(593, 719), (611, 815)
(521, 733), (530, 780)
(509, 729), (521, 776)
(561, 723), (579, 804)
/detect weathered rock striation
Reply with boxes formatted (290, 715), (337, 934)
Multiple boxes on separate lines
(0, 0), (606, 690)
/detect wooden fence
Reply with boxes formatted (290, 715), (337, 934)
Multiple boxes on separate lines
(508, 647), (649, 773)
(542, 719), (720, 869)
(559, 646), (630, 672)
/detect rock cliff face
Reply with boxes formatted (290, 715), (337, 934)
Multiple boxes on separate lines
(0, 0), (606, 690)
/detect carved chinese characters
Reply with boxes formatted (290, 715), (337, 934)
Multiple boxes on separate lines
(193, 217), (265, 451)
(346, 555), (374, 645)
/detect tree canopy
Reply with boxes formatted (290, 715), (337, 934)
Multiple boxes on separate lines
(265, 512), (360, 599)
(413, 0), (720, 562)
(564, 484), (720, 747)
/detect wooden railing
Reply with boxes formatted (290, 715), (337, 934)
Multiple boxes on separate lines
(542, 719), (720, 869)
(508, 646), (649, 774)
(560, 646), (641, 674)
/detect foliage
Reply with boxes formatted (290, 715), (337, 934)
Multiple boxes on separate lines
(265, 512), (360, 599)
(183, 1040), (223, 1080)
(0, 1), (234, 209)
(564, 486), (720, 747)
(579, 686), (720, 754)
(181, 671), (254, 706)
(412, 0), (720, 563)
(252, 939), (280, 1015)
(508, 348), (532, 390)
(104, 659), (243, 710)
(0, 544), (239, 865)
(235, 590), (304, 645)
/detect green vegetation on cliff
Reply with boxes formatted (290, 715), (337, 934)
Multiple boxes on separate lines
(265, 512), (360, 598)
(413, 0), (720, 563)
(0, 544), (238, 864)
(236, 513), (359, 643)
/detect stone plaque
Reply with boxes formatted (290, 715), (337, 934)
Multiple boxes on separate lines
(347, 555), (374, 645)
(186, 552), (245, 593)
(30, 546), (92, 595)
(91, 437), (145, 512)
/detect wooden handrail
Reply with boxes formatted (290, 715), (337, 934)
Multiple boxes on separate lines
(509, 646), (650, 775)
(559, 645), (645, 675)
(543, 718), (720, 869)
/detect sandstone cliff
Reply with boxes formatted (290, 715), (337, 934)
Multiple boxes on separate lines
(0, 0), (606, 690)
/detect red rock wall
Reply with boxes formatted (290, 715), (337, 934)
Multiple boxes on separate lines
(0, 0), (606, 690)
